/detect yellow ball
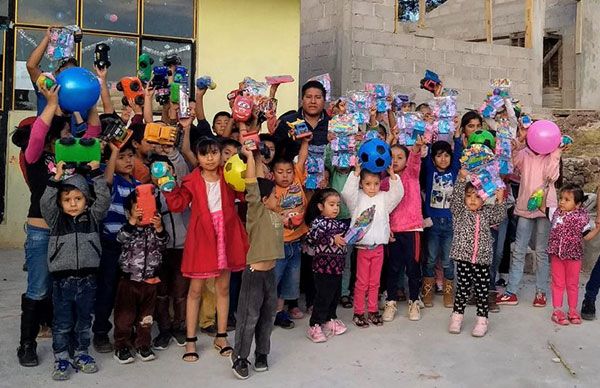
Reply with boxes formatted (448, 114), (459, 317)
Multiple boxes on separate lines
(223, 154), (247, 192)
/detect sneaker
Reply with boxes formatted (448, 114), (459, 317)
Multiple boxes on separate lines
(152, 332), (171, 350)
(52, 359), (72, 381)
(172, 328), (187, 346)
(136, 346), (156, 362)
(568, 311), (582, 325)
(581, 299), (596, 321)
(73, 353), (98, 373)
(274, 311), (295, 329)
(306, 325), (327, 343)
(448, 312), (463, 334)
(533, 292), (547, 307)
(408, 300), (421, 321)
(352, 313), (369, 328)
(323, 319), (348, 336)
(17, 342), (38, 367)
(289, 307), (304, 319)
(496, 292), (518, 306)
(382, 301), (398, 322)
(231, 356), (249, 380)
(471, 316), (488, 337)
(93, 333), (113, 353)
(253, 353), (268, 372)
(200, 324), (218, 337)
(551, 310), (569, 326)
(113, 347), (135, 364)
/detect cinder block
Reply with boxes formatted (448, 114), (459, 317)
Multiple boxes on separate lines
(508, 67), (527, 81)
(362, 70), (384, 83)
(463, 54), (481, 67)
(405, 48), (426, 61)
(393, 33), (416, 48)
(382, 72), (405, 85)
(353, 56), (373, 70)
(453, 64), (472, 80)
(372, 31), (395, 45)
(354, 29), (373, 43)
(364, 43), (385, 57)
(490, 67), (508, 79)
(352, 42), (364, 56)
(317, 16), (332, 31)
(492, 44), (510, 59)
(472, 67), (491, 80)
(363, 15), (383, 30)
(426, 50), (445, 63)
(393, 59), (415, 73)
(472, 43), (492, 55)
(374, 4), (394, 18)
(444, 51), (463, 65)
(415, 37), (434, 50)
(480, 55), (499, 67)
(384, 46), (407, 59)
(509, 46), (531, 59)
(353, 1), (374, 16)
(434, 37), (455, 51)
(454, 40), (474, 54)
(373, 57), (395, 71)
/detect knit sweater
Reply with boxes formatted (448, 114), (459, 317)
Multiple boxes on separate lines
(449, 179), (507, 266)
(305, 216), (349, 275)
(547, 207), (590, 261)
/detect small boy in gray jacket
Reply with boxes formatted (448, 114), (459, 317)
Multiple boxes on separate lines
(41, 161), (111, 381)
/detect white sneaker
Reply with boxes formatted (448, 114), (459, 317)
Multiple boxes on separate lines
(408, 301), (421, 321)
(382, 301), (397, 322)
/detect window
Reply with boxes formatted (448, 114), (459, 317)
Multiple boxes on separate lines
(10, 0), (196, 110)
(398, 0), (448, 22)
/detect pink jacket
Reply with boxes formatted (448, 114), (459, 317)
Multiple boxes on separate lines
(547, 208), (590, 260)
(382, 149), (423, 232)
(513, 146), (560, 218)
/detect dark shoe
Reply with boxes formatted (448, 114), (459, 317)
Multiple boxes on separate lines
(340, 295), (353, 309)
(200, 324), (218, 337)
(113, 347), (134, 364)
(152, 332), (172, 350)
(581, 299), (596, 321)
(172, 328), (187, 346)
(231, 355), (250, 380)
(254, 353), (268, 372)
(495, 278), (507, 288)
(137, 346), (156, 362)
(93, 333), (113, 353)
(274, 311), (295, 329)
(17, 342), (38, 367)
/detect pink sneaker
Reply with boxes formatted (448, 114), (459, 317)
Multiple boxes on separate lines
(289, 307), (304, 320)
(306, 325), (327, 343)
(448, 312), (463, 334)
(323, 319), (347, 337)
(471, 317), (488, 337)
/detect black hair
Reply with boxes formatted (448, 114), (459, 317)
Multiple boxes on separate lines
(560, 183), (585, 205)
(416, 103), (431, 112)
(195, 136), (221, 156)
(465, 181), (477, 193)
(57, 184), (86, 209)
(148, 153), (175, 170)
(279, 110), (297, 120)
(259, 133), (275, 144)
(431, 140), (453, 167)
(123, 190), (138, 213)
(359, 169), (381, 183)
(391, 144), (409, 159)
(129, 123), (146, 144)
(460, 110), (483, 131)
(304, 188), (341, 226)
(219, 138), (241, 149)
(11, 126), (32, 151)
(119, 139), (136, 155)
(272, 156), (294, 170)
(188, 97), (196, 103)
(301, 81), (326, 99)
(212, 111), (231, 127)
(257, 177), (275, 200)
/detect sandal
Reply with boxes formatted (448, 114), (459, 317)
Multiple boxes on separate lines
(182, 337), (199, 362)
(367, 312), (384, 326)
(352, 314), (369, 328)
(340, 296), (353, 309)
(551, 310), (569, 326)
(214, 333), (233, 357)
(568, 312), (582, 325)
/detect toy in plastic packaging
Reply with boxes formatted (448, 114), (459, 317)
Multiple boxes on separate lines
(346, 90), (372, 125)
(527, 185), (547, 212)
(287, 118), (311, 140)
(144, 123), (179, 146)
(196, 76), (216, 90)
(240, 129), (260, 151)
(136, 184), (157, 226)
(94, 43), (111, 70)
(397, 112), (426, 146)
(241, 77), (268, 97)
(328, 114), (358, 135)
(151, 162), (176, 192)
(344, 205), (376, 245)
(137, 54), (154, 83)
(151, 66), (170, 105)
(392, 93), (412, 110)
(429, 96), (457, 119)
(365, 83), (390, 113)
(99, 113), (132, 149)
(308, 73), (332, 101)
(232, 95), (254, 123)
(420, 70), (441, 93)
(46, 26), (81, 61)
(116, 77), (144, 106)
(460, 144), (505, 200)
(265, 75), (294, 85)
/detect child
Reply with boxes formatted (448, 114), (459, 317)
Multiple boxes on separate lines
(129, 123), (154, 184)
(40, 162), (111, 380)
(213, 111), (232, 137)
(271, 135), (311, 328)
(304, 188), (349, 342)
(422, 133), (463, 308)
(164, 137), (248, 362)
(220, 138), (241, 166)
(113, 192), (169, 364)
(548, 184), (593, 325)
(342, 163), (404, 327)
(582, 187), (600, 320)
(382, 136), (425, 322)
(230, 146), (283, 380)
(92, 141), (139, 353)
(259, 133), (276, 180)
(496, 139), (561, 307)
(448, 171), (506, 337)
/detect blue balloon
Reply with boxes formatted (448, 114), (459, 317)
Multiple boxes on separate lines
(55, 67), (101, 113)
(358, 138), (391, 173)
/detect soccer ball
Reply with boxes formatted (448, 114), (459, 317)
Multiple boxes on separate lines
(224, 154), (247, 192)
(468, 130), (496, 151)
(358, 138), (391, 173)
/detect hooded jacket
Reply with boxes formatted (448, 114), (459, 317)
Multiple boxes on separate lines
(41, 172), (111, 278)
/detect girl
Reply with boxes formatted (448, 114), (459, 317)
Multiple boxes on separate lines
(548, 184), (593, 325)
(304, 189), (349, 342)
(459, 111), (483, 148)
(448, 170), (506, 337)
(342, 163), (404, 327)
(164, 137), (249, 362)
(382, 135), (425, 322)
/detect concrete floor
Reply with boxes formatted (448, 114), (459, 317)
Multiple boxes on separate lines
(0, 248), (598, 388)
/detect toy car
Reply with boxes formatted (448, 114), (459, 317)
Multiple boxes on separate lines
(116, 76), (144, 106)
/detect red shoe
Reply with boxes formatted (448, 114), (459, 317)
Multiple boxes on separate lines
(496, 292), (518, 305)
(551, 310), (569, 325)
(568, 311), (582, 325)
(533, 292), (547, 307)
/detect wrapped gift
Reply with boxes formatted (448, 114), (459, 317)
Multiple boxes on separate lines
(344, 205), (376, 245)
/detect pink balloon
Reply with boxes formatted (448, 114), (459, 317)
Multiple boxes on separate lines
(527, 120), (561, 155)
(109, 14), (118, 23)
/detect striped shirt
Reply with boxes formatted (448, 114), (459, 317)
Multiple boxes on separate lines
(102, 174), (139, 241)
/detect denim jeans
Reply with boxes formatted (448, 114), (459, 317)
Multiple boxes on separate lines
(584, 254), (600, 302)
(25, 225), (51, 300)
(507, 217), (551, 295)
(93, 239), (121, 336)
(274, 241), (301, 300)
(490, 216), (509, 291)
(424, 217), (454, 280)
(52, 276), (97, 360)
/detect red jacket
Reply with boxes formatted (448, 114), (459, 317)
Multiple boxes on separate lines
(165, 168), (249, 274)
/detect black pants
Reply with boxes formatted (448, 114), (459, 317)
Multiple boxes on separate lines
(310, 273), (341, 326)
(300, 252), (315, 307)
(93, 239), (121, 336)
(234, 267), (277, 360)
(229, 270), (243, 321)
(155, 249), (189, 333)
(453, 261), (490, 318)
(387, 232), (422, 302)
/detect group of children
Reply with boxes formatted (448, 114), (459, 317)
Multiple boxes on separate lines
(13, 35), (600, 382)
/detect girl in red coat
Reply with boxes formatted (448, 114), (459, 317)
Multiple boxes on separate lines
(165, 137), (249, 362)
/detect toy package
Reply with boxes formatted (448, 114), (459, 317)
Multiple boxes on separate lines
(305, 144), (327, 190)
(287, 118), (311, 140)
(36, 73), (56, 90)
(392, 93), (413, 111)
(344, 205), (376, 245)
(265, 75), (294, 85)
(55, 137), (101, 165)
(99, 113), (132, 149)
(346, 90), (372, 125)
(365, 83), (390, 113)
(328, 114), (359, 168)
(428, 95), (457, 142)
(151, 162), (176, 192)
(495, 120), (513, 175)
(136, 184), (157, 225)
(46, 26), (81, 61)
(308, 73), (332, 101)
(460, 144), (505, 200)
(241, 77), (268, 98)
(397, 112), (426, 146)
(479, 79), (512, 119)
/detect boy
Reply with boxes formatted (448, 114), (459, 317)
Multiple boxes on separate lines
(92, 141), (139, 353)
(271, 135), (310, 328)
(113, 191), (169, 364)
(421, 128), (463, 308)
(231, 146), (284, 380)
(220, 138), (241, 166)
(259, 133), (276, 180)
(129, 123), (154, 183)
(40, 161), (111, 380)
(213, 111), (231, 137)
